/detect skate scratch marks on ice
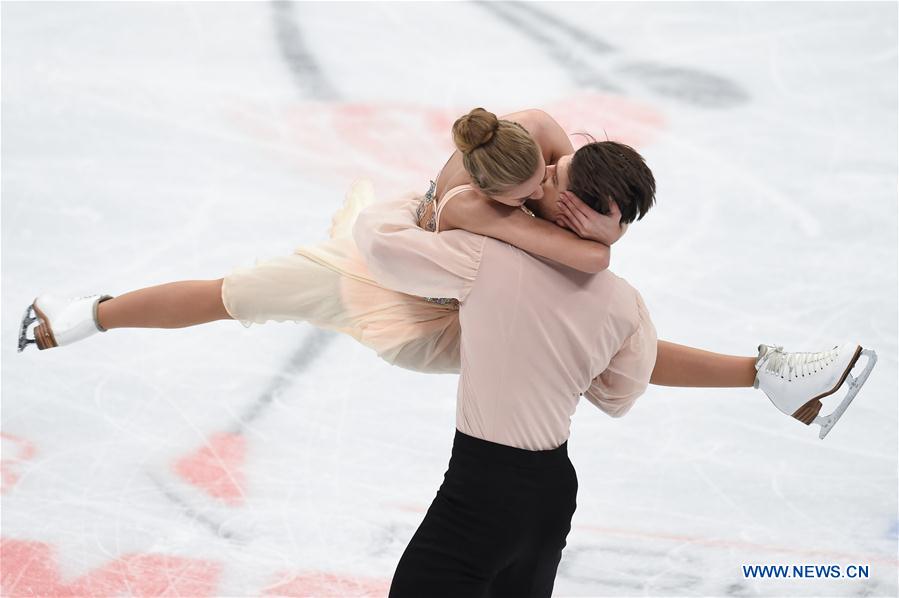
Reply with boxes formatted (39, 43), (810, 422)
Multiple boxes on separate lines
(476, 1), (750, 109)
(152, 330), (335, 534)
(233, 328), (336, 431)
(662, 132), (823, 238)
(578, 524), (899, 565)
(474, 1), (621, 93)
(270, 0), (340, 101)
(0, 434), (37, 494)
(147, 471), (250, 543)
(0, 538), (222, 598)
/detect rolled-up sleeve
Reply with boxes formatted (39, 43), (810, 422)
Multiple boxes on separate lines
(584, 291), (658, 418)
(353, 195), (485, 302)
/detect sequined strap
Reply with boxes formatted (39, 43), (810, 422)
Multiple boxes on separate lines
(416, 180), (438, 232)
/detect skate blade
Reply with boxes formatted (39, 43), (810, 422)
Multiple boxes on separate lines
(814, 349), (878, 439)
(17, 303), (37, 353)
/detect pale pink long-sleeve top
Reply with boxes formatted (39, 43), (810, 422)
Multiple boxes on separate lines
(354, 194), (658, 451)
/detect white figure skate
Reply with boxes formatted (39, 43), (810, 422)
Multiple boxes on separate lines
(755, 343), (877, 439)
(18, 294), (113, 352)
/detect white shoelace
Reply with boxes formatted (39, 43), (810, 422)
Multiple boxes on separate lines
(761, 346), (839, 381)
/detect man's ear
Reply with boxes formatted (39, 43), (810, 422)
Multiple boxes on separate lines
(560, 190), (588, 207)
(607, 198), (621, 218)
(563, 190), (609, 217)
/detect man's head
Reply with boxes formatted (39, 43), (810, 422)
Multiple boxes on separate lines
(568, 141), (656, 224)
(527, 141), (656, 226)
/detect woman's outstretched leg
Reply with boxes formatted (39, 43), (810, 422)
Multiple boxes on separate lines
(97, 279), (232, 329)
(19, 279), (232, 351)
(650, 339), (877, 438)
(651, 340), (757, 388)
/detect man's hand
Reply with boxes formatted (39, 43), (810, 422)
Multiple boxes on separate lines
(556, 192), (628, 245)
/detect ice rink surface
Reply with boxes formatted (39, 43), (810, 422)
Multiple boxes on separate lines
(2, 2), (897, 596)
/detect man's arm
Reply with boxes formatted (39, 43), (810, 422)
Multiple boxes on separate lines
(583, 293), (658, 418)
(353, 195), (486, 301)
(557, 191), (628, 246)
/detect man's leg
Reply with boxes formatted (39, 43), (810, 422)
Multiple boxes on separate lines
(651, 340), (756, 387)
(488, 467), (576, 598)
(488, 548), (564, 598)
(388, 492), (493, 598)
(392, 431), (566, 597)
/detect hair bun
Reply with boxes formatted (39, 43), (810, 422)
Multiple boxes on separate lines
(452, 107), (499, 154)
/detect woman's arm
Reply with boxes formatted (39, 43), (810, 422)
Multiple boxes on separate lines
(442, 196), (611, 274)
(501, 109), (574, 164)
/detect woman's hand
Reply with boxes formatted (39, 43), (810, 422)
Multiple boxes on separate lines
(556, 191), (628, 245)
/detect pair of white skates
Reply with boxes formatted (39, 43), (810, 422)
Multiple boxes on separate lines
(19, 294), (878, 439)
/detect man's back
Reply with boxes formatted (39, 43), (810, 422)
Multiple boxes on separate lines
(458, 238), (657, 450)
(354, 194), (657, 450)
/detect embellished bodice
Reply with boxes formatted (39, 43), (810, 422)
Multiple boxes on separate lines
(416, 180), (439, 233)
(416, 180), (460, 309)
(414, 178), (537, 309)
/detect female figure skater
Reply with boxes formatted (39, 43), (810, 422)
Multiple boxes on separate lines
(18, 107), (876, 437)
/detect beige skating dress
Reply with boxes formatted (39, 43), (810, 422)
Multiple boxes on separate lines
(221, 179), (465, 374)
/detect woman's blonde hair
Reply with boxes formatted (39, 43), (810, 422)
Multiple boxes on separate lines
(452, 108), (541, 196)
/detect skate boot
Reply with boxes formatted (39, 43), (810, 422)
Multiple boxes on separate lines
(754, 343), (877, 439)
(18, 294), (114, 352)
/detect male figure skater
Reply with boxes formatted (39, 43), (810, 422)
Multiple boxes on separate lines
(353, 143), (658, 596)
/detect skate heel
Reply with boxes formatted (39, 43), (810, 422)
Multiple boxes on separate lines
(32, 304), (58, 350)
(792, 399), (823, 425)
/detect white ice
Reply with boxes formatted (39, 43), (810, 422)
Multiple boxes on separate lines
(2, 2), (897, 596)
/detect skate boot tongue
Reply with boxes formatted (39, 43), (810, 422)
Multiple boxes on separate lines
(753, 344), (783, 388)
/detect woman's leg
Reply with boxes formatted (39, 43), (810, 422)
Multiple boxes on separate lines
(97, 279), (232, 330)
(651, 340), (757, 388)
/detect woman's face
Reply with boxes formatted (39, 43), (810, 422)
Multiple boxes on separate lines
(486, 153), (548, 207)
(524, 154), (573, 224)
(487, 154), (574, 225)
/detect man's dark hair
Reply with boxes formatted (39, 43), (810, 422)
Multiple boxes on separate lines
(568, 141), (656, 224)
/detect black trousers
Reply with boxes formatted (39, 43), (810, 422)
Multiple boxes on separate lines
(389, 430), (578, 597)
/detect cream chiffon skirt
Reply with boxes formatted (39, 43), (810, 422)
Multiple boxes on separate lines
(221, 180), (462, 374)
